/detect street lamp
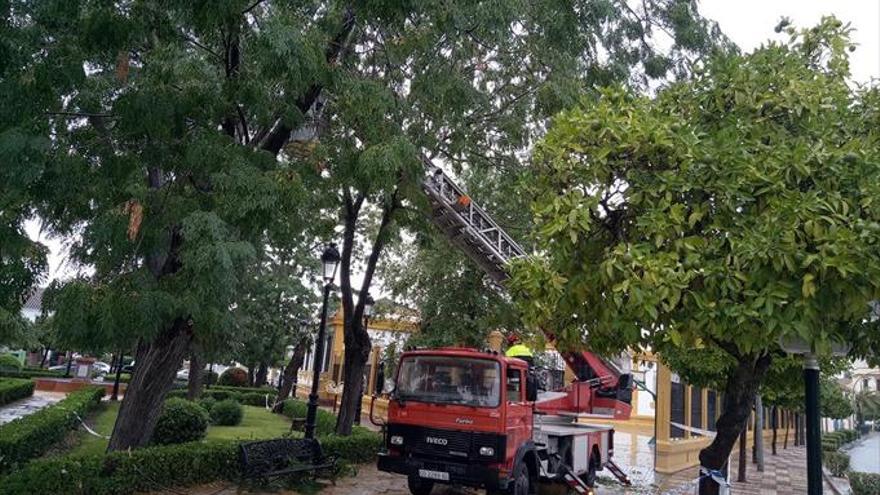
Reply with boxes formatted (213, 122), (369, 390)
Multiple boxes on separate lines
(304, 244), (340, 441)
(779, 336), (851, 495)
(354, 293), (375, 426)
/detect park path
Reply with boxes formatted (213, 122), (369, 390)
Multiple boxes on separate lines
(0, 390), (66, 425)
(177, 423), (840, 495)
(846, 431), (880, 474)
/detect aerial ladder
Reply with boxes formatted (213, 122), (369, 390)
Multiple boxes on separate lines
(419, 158), (634, 421)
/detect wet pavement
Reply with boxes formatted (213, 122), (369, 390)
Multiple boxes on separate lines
(846, 432), (880, 474)
(0, 390), (66, 425)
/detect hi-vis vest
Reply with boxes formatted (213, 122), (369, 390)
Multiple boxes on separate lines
(505, 344), (533, 358)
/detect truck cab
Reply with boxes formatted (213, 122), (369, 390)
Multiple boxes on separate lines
(377, 347), (613, 495)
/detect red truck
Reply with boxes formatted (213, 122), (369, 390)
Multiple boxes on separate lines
(376, 347), (632, 495)
(374, 162), (633, 494)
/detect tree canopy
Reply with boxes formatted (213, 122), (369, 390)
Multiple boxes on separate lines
(2, 0), (725, 444)
(512, 17), (880, 488)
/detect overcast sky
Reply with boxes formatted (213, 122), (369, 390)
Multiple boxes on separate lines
(699, 0), (879, 84)
(27, 1), (880, 284)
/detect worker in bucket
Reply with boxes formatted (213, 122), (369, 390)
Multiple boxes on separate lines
(505, 333), (534, 366)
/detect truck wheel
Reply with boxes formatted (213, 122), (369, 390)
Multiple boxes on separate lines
(510, 462), (531, 495)
(407, 475), (434, 495)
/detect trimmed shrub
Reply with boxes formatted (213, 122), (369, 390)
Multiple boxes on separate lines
(210, 384), (276, 394)
(0, 354), (23, 372)
(321, 429), (383, 464)
(209, 399), (243, 426)
(281, 399), (337, 435)
(0, 378), (35, 406)
(0, 440), (240, 495)
(166, 388), (277, 406)
(824, 450), (850, 477)
(152, 398), (209, 445)
(197, 396), (217, 413)
(850, 472), (880, 495)
(0, 386), (104, 473)
(217, 367), (248, 387)
(240, 391), (273, 407)
(0, 368), (65, 379)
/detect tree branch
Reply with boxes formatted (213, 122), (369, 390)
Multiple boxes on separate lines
(260, 5), (356, 155)
(354, 188), (401, 324)
(241, 0), (266, 14)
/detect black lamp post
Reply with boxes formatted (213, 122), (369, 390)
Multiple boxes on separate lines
(354, 294), (375, 426)
(304, 244), (340, 441)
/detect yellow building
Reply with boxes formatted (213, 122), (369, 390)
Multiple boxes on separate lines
(295, 308), (417, 416)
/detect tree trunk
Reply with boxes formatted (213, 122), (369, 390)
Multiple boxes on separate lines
(39, 346), (50, 368)
(273, 339), (307, 413)
(187, 351), (203, 400)
(737, 426), (747, 482)
(107, 319), (193, 451)
(255, 362), (268, 388)
(247, 365), (255, 387)
(783, 410), (789, 449)
(755, 394), (764, 472)
(697, 353), (771, 495)
(335, 339), (369, 435)
(111, 351), (123, 401)
(64, 351), (73, 377)
(771, 406), (778, 455)
(794, 413), (801, 446)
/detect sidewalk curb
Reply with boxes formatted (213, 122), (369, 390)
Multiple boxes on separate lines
(823, 467), (849, 495)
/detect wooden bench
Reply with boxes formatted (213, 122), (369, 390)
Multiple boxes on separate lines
(239, 438), (337, 481)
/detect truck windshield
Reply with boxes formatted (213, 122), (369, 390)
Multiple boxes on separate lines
(396, 356), (500, 407)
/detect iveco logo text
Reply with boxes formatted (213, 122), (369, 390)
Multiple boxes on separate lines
(455, 417), (474, 425)
(425, 436), (448, 446)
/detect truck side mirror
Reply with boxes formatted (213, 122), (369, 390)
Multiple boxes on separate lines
(526, 373), (538, 402)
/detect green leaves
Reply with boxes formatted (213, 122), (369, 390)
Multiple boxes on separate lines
(515, 18), (880, 364)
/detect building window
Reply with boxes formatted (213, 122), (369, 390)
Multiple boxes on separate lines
(690, 386), (703, 433)
(322, 331), (333, 373)
(670, 381), (686, 438)
(707, 391), (717, 431)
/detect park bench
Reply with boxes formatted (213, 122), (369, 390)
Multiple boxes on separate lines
(238, 438), (337, 481)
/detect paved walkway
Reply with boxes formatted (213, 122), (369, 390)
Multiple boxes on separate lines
(0, 390), (66, 425)
(846, 432), (880, 474)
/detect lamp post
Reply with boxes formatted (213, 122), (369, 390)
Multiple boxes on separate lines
(354, 294), (375, 426)
(803, 353), (822, 495)
(304, 244), (340, 441)
(780, 337), (851, 495)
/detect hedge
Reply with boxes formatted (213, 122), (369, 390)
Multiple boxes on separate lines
(0, 378), (35, 406)
(0, 387), (104, 473)
(281, 399), (337, 435)
(210, 384), (277, 394)
(822, 429), (860, 452)
(0, 368), (65, 379)
(0, 354), (22, 372)
(0, 430), (382, 495)
(823, 450), (850, 477)
(0, 440), (240, 495)
(850, 472), (880, 495)
(167, 388), (277, 406)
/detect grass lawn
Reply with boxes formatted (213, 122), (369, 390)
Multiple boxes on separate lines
(208, 405), (295, 441)
(69, 403), (294, 456)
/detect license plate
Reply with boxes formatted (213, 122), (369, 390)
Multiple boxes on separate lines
(418, 469), (450, 481)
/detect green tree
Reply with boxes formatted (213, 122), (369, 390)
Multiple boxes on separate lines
(0, 3), (48, 345)
(512, 18), (880, 493)
(8, 0), (722, 443)
(297, 0), (723, 435)
(17, 2), (320, 449)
